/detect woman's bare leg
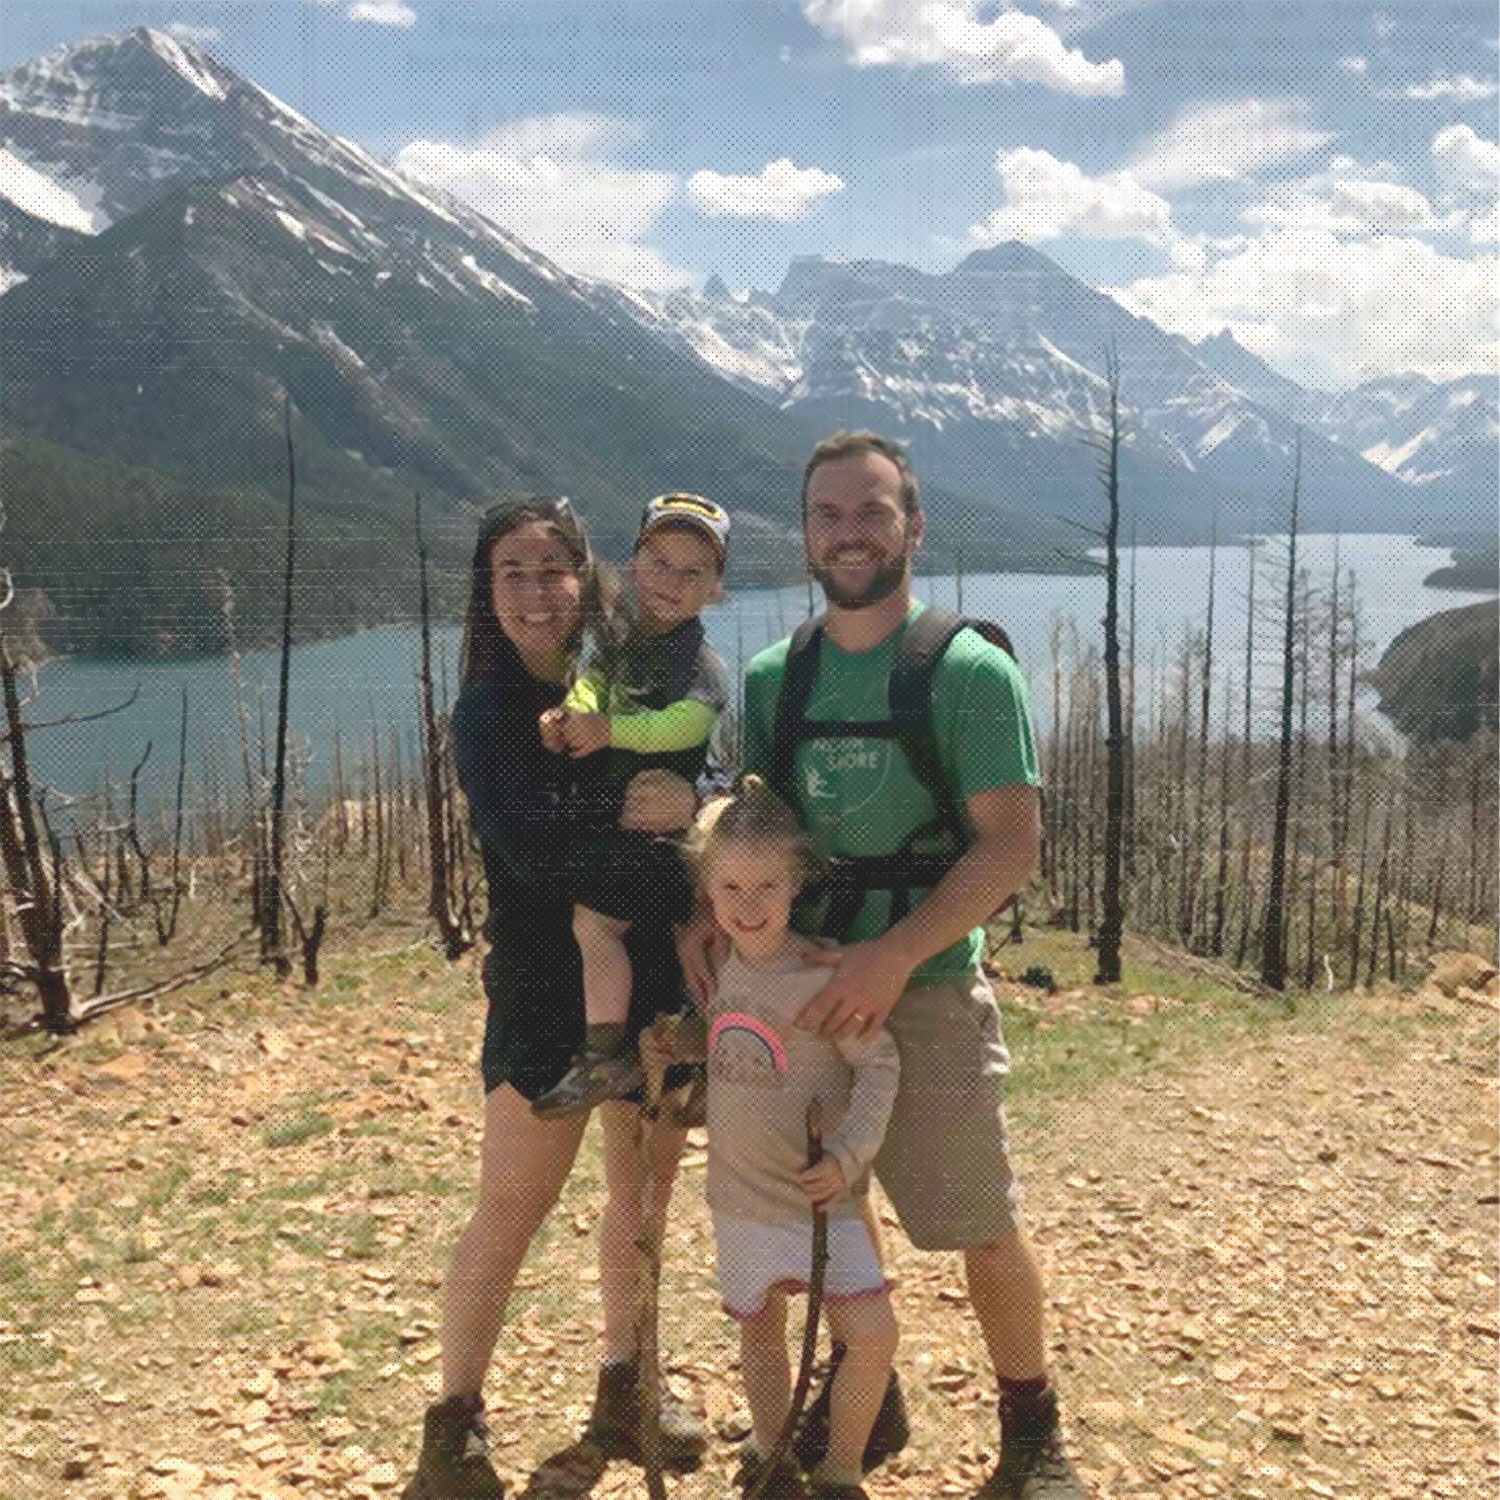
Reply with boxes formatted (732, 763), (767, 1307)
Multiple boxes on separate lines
(441, 1083), (589, 1398)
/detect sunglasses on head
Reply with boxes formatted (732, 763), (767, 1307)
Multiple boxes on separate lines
(484, 494), (576, 523)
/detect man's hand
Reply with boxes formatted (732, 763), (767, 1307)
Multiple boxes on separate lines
(561, 711), (612, 757)
(675, 904), (727, 1008)
(538, 706), (570, 754)
(799, 1156), (850, 1210)
(620, 769), (696, 834)
(795, 936), (914, 1041)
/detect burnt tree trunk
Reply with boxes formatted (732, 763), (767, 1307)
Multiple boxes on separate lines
(1095, 352), (1126, 984)
(1261, 437), (1301, 991)
(262, 399), (297, 978)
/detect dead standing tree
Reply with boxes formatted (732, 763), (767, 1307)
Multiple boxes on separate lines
(0, 626), (71, 1032)
(1091, 348), (1127, 984)
(415, 494), (472, 960)
(1260, 435), (1302, 991)
(261, 397), (297, 979)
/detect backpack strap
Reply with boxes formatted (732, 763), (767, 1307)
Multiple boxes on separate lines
(769, 615), (825, 809)
(888, 609), (969, 847)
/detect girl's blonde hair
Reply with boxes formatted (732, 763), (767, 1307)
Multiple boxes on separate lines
(686, 774), (823, 887)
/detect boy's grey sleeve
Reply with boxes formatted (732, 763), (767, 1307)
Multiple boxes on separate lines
(687, 643), (729, 711)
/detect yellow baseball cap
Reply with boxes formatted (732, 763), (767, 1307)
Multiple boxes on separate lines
(636, 492), (730, 562)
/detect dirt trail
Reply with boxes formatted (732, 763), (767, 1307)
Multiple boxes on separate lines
(1, 958), (1494, 1500)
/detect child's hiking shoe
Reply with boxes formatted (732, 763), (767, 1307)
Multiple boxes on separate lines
(531, 1050), (643, 1118)
(792, 1342), (910, 1474)
(402, 1393), (506, 1499)
(734, 1448), (806, 1498)
(976, 1385), (1086, 1499)
(583, 1356), (707, 1471)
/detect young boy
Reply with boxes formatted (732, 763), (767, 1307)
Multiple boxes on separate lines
(530, 493), (731, 1118)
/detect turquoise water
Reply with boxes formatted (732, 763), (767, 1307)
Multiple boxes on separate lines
(18, 534), (1492, 815)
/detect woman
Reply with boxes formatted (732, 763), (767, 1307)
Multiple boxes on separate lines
(404, 497), (706, 1500)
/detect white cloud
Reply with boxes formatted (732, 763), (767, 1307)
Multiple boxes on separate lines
(347, 1), (416, 25)
(304, 0), (416, 21)
(1126, 98), (1336, 193)
(968, 146), (1172, 245)
(1399, 73), (1498, 101)
(396, 115), (688, 289)
(1432, 123), (1500, 186)
(800, 0), (1124, 94)
(1168, 238), (1207, 271)
(1246, 177), (1437, 234)
(1470, 202), (1500, 243)
(1337, 55), (1368, 76)
(686, 159), (844, 221)
(1109, 229), (1498, 384)
(1373, 11), (1396, 41)
(165, 21), (220, 44)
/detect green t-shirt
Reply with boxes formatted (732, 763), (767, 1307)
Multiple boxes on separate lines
(743, 601), (1042, 984)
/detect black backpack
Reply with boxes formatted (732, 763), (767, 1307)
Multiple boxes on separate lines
(768, 608), (1016, 941)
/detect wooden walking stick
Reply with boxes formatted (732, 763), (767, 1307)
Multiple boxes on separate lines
(634, 1025), (670, 1500)
(745, 1100), (828, 1500)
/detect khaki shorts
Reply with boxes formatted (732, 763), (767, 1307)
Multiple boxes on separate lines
(873, 972), (1021, 1251)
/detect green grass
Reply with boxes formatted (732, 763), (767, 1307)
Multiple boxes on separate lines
(261, 1111), (334, 1148)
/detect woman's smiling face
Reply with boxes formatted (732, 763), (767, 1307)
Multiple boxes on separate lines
(488, 521), (583, 676)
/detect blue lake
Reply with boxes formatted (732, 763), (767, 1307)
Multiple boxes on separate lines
(18, 533), (1493, 818)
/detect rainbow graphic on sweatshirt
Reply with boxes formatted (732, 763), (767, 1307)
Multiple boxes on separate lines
(708, 1012), (788, 1074)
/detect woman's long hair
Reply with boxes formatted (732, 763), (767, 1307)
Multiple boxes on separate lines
(459, 496), (617, 688)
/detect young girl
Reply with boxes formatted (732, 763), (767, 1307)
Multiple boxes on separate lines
(680, 776), (901, 1500)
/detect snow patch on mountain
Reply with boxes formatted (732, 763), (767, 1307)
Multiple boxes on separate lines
(142, 28), (227, 101)
(1364, 427), (1443, 479)
(0, 145), (106, 231)
(459, 252), (533, 307)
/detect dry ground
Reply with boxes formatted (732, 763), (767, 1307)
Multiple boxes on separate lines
(1, 929), (1495, 1500)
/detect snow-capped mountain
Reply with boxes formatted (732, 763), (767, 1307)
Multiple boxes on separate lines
(0, 26), (592, 297)
(1193, 329), (1499, 500)
(0, 28), (1077, 652)
(612, 250), (1488, 534)
(1319, 373), (1498, 492)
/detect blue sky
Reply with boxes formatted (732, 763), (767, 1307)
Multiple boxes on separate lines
(3, 1), (1497, 389)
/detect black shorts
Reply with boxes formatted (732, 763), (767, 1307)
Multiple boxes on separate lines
(551, 826), (696, 928)
(480, 898), (692, 1099)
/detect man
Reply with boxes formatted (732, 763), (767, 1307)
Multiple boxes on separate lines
(679, 431), (1084, 1499)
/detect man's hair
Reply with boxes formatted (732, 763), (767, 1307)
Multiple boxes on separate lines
(800, 430), (921, 518)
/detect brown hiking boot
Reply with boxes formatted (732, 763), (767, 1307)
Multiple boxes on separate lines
(583, 1356), (707, 1472)
(402, 1393), (506, 1499)
(792, 1342), (909, 1474)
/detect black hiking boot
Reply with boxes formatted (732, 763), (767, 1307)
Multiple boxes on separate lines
(792, 1342), (910, 1475)
(531, 1050), (643, 1118)
(402, 1393), (506, 1499)
(976, 1385), (1086, 1498)
(734, 1447), (807, 1498)
(583, 1356), (707, 1472)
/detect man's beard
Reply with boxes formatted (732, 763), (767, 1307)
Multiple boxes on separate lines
(809, 551), (909, 610)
